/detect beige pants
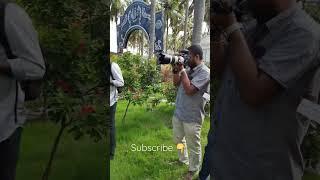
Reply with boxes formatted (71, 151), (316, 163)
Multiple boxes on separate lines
(172, 116), (202, 172)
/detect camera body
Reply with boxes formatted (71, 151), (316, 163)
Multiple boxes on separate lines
(157, 49), (190, 66)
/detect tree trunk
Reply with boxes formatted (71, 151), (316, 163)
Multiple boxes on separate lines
(192, 0), (205, 45)
(140, 31), (144, 56)
(148, 0), (156, 59)
(133, 33), (137, 52)
(138, 34), (141, 55)
(183, 0), (189, 48)
(165, 12), (169, 52)
(42, 119), (67, 180)
(122, 100), (131, 124)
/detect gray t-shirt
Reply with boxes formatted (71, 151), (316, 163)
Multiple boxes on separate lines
(211, 4), (320, 180)
(174, 62), (210, 124)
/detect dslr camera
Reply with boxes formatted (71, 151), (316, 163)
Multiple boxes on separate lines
(157, 49), (190, 66)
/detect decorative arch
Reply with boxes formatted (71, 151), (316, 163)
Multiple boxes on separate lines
(117, 0), (164, 52)
(123, 25), (150, 48)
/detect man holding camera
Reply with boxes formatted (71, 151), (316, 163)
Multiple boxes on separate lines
(211, 0), (320, 179)
(172, 45), (210, 180)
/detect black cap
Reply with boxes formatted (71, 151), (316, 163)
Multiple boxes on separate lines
(188, 44), (203, 60)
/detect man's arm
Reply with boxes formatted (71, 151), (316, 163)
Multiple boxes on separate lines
(3, 3), (45, 80)
(172, 64), (181, 86)
(214, 13), (318, 108)
(213, 14), (280, 107)
(180, 70), (198, 96)
(111, 63), (124, 87)
(173, 73), (181, 87)
(228, 28), (280, 107)
(172, 63), (197, 94)
(212, 32), (227, 79)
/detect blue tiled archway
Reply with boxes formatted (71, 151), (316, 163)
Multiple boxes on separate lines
(117, 0), (164, 52)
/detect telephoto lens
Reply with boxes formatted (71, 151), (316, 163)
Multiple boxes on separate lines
(157, 53), (185, 65)
(157, 49), (190, 65)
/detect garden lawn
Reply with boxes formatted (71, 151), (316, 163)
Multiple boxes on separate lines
(111, 100), (320, 180)
(16, 120), (107, 180)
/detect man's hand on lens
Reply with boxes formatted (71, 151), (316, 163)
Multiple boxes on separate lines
(172, 64), (179, 74)
(172, 63), (184, 74)
(177, 63), (184, 72)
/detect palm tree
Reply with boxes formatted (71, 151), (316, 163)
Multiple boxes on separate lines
(127, 31), (139, 52)
(149, 0), (156, 59)
(166, 0), (202, 51)
(204, 0), (210, 32)
(162, 0), (181, 51)
(139, 31), (144, 56)
(192, 0), (205, 44)
(158, 0), (196, 52)
(110, 0), (127, 24)
(165, 0), (186, 51)
(183, 0), (189, 48)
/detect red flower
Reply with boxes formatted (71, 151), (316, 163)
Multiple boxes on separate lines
(55, 80), (72, 93)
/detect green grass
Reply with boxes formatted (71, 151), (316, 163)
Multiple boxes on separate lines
(110, 100), (210, 180)
(111, 100), (320, 180)
(304, 173), (320, 180)
(16, 121), (107, 180)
